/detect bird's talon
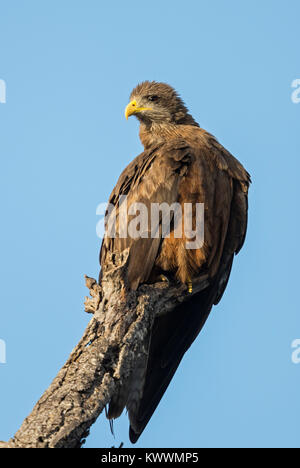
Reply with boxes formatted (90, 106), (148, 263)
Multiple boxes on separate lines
(158, 274), (169, 284)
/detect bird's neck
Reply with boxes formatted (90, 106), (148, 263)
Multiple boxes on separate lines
(139, 117), (199, 150)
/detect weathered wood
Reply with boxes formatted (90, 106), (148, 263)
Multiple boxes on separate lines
(0, 250), (208, 448)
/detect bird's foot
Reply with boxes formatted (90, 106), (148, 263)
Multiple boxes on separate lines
(187, 281), (193, 294)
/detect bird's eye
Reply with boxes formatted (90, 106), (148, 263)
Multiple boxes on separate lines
(147, 95), (159, 102)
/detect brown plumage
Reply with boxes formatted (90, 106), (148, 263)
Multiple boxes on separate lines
(100, 81), (250, 443)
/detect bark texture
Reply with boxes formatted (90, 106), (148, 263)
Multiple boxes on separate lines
(0, 249), (208, 448)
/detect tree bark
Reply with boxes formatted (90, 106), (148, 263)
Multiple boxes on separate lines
(0, 249), (208, 448)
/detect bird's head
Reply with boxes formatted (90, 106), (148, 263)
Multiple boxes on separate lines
(125, 81), (198, 126)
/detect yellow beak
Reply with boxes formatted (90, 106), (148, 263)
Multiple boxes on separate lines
(125, 99), (152, 120)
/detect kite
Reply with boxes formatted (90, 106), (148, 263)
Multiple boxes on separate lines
(99, 81), (250, 443)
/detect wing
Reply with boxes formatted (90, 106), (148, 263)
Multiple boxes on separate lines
(102, 140), (196, 420)
(100, 139), (193, 290)
(128, 137), (250, 443)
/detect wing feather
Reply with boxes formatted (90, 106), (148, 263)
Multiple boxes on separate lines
(127, 136), (250, 442)
(100, 140), (194, 289)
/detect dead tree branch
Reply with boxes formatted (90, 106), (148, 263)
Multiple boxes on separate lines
(0, 250), (208, 448)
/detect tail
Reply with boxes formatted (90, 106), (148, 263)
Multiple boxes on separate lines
(128, 286), (214, 443)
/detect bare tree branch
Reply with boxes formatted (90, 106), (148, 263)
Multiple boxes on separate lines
(0, 249), (208, 448)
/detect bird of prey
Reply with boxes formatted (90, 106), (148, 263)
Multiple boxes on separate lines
(100, 81), (250, 443)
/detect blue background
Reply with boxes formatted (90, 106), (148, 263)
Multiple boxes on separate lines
(0, 0), (299, 448)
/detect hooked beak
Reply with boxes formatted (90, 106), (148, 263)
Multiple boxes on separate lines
(125, 99), (152, 120)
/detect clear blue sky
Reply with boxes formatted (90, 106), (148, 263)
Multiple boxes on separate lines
(0, 0), (299, 448)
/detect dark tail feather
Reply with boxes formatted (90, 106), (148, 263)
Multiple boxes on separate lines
(105, 405), (115, 437)
(128, 286), (214, 444)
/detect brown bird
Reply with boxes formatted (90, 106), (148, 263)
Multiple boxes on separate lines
(100, 81), (250, 443)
